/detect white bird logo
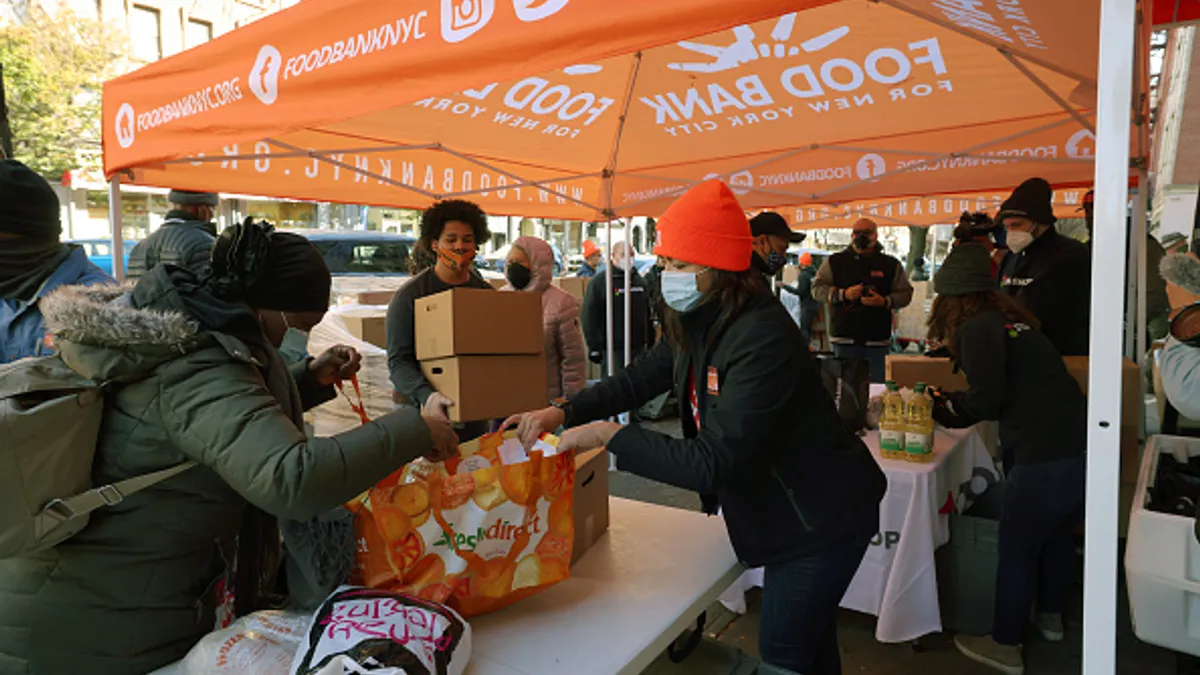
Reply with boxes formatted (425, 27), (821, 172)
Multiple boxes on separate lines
(668, 15), (850, 73)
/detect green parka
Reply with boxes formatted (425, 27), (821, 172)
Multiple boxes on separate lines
(0, 268), (433, 675)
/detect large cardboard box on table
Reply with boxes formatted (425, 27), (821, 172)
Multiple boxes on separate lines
(420, 354), (547, 422)
(885, 355), (968, 391)
(415, 288), (542, 360)
(341, 310), (388, 349)
(571, 447), (611, 564)
(553, 276), (589, 303)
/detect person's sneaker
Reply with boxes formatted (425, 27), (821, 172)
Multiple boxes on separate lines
(955, 634), (1025, 675)
(1035, 612), (1065, 642)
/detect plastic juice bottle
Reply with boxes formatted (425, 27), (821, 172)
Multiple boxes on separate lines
(879, 381), (907, 460)
(905, 383), (935, 462)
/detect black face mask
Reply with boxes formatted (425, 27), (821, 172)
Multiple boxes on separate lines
(853, 234), (872, 250)
(506, 262), (532, 290)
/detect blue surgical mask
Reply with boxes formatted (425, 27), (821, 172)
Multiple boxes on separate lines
(276, 311), (311, 364)
(661, 270), (706, 313)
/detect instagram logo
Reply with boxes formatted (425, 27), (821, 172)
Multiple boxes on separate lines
(440, 0), (495, 43)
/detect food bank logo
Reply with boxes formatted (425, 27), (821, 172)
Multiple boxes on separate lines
(668, 14), (846, 73)
(704, 170), (753, 195)
(115, 103), (136, 149)
(249, 45), (283, 105)
(433, 516), (542, 551)
(856, 153), (886, 181)
(1066, 129), (1095, 159)
(441, 0), (570, 44)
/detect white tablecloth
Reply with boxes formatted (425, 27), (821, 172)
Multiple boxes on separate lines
(151, 498), (741, 675)
(718, 426), (999, 643)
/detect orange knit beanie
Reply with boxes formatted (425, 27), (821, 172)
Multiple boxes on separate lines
(652, 180), (753, 271)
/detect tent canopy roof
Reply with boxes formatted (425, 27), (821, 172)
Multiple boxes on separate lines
(103, 0), (1144, 221)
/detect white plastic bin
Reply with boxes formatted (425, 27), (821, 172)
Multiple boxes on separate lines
(1126, 434), (1200, 656)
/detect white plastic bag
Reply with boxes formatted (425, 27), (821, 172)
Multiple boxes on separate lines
(176, 611), (310, 675)
(290, 586), (471, 675)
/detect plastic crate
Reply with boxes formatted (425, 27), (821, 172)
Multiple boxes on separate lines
(1125, 434), (1200, 657)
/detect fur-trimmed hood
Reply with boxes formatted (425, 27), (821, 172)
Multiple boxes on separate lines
(41, 282), (199, 348)
(39, 267), (256, 382)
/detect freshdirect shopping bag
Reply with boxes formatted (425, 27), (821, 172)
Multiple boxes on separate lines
(348, 431), (575, 617)
(290, 586), (471, 675)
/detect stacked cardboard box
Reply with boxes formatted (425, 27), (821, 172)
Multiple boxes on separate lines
(415, 288), (546, 422)
(342, 310), (389, 349)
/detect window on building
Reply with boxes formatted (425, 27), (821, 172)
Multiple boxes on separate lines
(130, 5), (162, 61)
(185, 19), (213, 49)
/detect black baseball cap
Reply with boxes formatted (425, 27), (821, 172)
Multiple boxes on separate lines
(750, 211), (806, 244)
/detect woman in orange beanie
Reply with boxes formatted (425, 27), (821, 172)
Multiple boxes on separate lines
(504, 181), (886, 675)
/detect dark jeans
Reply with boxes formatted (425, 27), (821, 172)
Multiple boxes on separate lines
(760, 531), (873, 675)
(800, 310), (816, 347)
(993, 455), (1086, 645)
(832, 344), (887, 384)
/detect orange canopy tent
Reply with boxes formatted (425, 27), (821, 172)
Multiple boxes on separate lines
(98, 2), (1152, 672)
(783, 188), (1091, 229)
(102, 0), (1139, 222)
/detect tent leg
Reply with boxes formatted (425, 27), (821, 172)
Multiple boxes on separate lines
(1134, 169), (1149, 366)
(108, 176), (125, 282)
(1085, 1), (1136, 675)
(605, 220), (615, 378)
(624, 220), (632, 369)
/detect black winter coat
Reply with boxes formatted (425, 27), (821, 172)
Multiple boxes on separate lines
(939, 309), (1087, 466)
(581, 266), (653, 357)
(126, 211), (218, 281)
(567, 292), (886, 567)
(1000, 229), (1091, 356)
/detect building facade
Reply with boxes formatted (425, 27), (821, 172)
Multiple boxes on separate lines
(1151, 26), (1200, 239)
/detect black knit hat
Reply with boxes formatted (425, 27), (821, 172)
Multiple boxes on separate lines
(168, 189), (220, 206)
(997, 177), (1056, 226)
(0, 160), (61, 241)
(934, 243), (996, 296)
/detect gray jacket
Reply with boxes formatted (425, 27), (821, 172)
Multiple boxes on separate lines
(126, 211), (217, 281)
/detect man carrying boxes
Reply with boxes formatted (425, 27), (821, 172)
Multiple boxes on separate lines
(387, 200), (550, 441)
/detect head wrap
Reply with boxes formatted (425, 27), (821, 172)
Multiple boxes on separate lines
(210, 219), (331, 312)
(934, 243), (997, 296)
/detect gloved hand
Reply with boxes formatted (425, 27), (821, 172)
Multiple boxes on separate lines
(929, 388), (977, 429)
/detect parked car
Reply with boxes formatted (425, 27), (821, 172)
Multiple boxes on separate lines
(296, 231), (416, 275)
(69, 239), (137, 277)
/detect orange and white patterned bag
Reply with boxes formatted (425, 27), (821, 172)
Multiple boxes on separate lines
(347, 430), (575, 617)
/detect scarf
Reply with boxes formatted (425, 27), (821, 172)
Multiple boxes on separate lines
(0, 240), (72, 302)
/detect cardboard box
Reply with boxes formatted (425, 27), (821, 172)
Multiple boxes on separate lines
(553, 276), (589, 303)
(415, 288), (543, 360)
(420, 354), (547, 422)
(341, 310), (388, 349)
(781, 265), (801, 286)
(357, 290), (396, 306)
(571, 447), (610, 564)
(486, 278), (508, 290)
(885, 355), (968, 391)
(1063, 356), (1142, 482)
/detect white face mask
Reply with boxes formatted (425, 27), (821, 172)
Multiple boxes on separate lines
(1007, 230), (1036, 253)
(661, 270), (706, 313)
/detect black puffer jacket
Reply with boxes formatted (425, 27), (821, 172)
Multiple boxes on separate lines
(1000, 229), (1091, 356)
(938, 309), (1086, 466)
(567, 291), (886, 567)
(126, 211), (217, 281)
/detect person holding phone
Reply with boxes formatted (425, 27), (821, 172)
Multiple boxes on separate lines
(811, 218), (912, 382)
(504, 181), (886, 675)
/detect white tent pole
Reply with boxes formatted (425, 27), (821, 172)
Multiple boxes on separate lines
(1135, 169), (1150, 365)
(1125, 216), (1139, 359)
(1085, 1), (1136, 674)
(623, 221), (632, 368)
(108, 176), (125, 282)
(605, 220), (615, 378)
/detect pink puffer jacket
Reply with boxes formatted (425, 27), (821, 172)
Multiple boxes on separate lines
(501, 236), (587, 400)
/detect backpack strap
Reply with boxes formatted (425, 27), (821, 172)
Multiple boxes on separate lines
(37, 461), (197, 526)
